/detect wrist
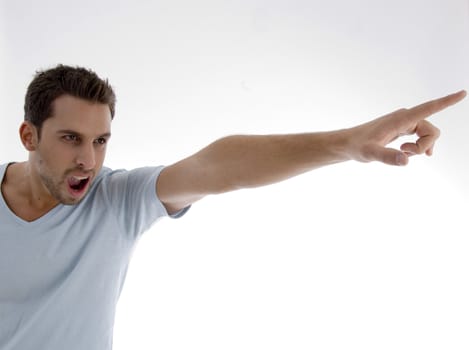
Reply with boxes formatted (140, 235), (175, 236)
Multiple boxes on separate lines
(323, 128), (354, 163)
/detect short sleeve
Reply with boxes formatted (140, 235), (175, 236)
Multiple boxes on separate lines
(98, 166), (189, 238)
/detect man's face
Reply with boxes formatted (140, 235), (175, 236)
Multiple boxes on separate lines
(31, 94), (112, 205)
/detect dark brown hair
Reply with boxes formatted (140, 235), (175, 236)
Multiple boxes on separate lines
(24, 64), (116, 134)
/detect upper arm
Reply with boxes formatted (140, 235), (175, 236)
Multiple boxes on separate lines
(156, 157), (208, 215)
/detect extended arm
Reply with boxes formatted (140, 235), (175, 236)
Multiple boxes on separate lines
(156, 90), (466, 214)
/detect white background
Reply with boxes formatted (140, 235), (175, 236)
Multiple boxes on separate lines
(1, 1), (469, 349)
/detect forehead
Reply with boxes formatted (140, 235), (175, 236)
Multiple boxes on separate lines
(43, 95), (112, 135)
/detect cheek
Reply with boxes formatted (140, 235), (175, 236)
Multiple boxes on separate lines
(96, 148), (107, 164)
(38, 145), (75, 169)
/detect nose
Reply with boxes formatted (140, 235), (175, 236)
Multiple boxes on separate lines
(75, 143), (96, 170)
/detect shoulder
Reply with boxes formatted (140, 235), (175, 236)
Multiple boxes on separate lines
(95, 166), (165, 182)
(90, 165), (165, 196)
(0, 162), (26, 194)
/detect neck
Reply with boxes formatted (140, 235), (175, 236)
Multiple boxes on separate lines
(24, 162), (59, 209)
(3, 162), (59, 220)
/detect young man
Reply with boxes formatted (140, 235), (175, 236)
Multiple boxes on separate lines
(0, 64), (465, 349)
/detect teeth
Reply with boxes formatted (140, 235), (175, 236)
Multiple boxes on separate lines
(72, 176), (88, 180)
(69, 176), (88, 186)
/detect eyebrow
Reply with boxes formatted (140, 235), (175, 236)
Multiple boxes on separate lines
(56, 130), (112, 139)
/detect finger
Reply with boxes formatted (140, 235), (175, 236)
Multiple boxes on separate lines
(426, 144), (434, 156)
(405, 142), (436, 156)
(400, 138), (434, 155)
(407, 90), (466, 122)
(364, 144), (408, 166)
(400, 120), (440, 155)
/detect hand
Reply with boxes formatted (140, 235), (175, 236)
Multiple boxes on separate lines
(346, 90), (467, 166)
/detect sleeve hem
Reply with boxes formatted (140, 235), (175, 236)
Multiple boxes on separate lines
(168, 205), (191, 219)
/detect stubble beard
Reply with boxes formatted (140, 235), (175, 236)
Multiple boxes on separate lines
(39, 167), (91, 206)
(39, 171), (76, 205)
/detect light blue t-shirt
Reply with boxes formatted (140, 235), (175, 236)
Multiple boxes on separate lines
(0, 164), (188, 350)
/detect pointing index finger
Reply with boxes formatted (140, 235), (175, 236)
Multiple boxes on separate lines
(407, 90), (467, 121)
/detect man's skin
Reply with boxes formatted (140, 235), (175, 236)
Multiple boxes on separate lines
(1, 90), (466, 221)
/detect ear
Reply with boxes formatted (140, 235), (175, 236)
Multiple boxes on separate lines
(19, 122), (39, 151)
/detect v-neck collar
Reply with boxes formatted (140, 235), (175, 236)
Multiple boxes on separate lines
(0, 163), (65, 226)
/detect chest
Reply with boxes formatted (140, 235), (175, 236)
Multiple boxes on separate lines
(0, 213), (132, 303)
(1, 182), (57, 222)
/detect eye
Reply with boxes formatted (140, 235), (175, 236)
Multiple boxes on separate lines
(63, 134), (79, 143)
(95, 137), (107, 145)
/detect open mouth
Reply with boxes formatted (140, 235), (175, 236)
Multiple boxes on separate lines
(67, 176), (91, 194)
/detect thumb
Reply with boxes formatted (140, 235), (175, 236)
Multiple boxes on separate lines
(364, 144), (409, 166)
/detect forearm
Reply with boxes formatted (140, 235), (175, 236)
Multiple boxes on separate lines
(191, 130), (351, 193)
(157, 130), (352, 212)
